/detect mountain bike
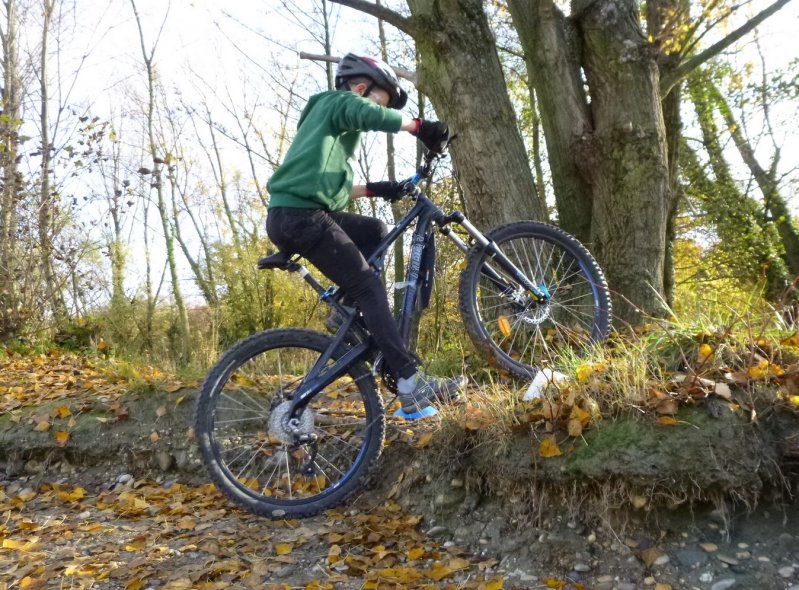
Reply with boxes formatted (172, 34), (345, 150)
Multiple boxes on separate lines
(195, 145), (611, 518)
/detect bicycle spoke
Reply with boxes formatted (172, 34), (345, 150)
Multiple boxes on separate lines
(200, 330), (384, 515)
(465, 223), (609, 377)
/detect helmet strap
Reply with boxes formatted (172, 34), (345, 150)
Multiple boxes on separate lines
(362, 81), (377, 98)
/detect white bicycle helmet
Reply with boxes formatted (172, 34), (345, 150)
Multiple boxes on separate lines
(335, 53), (408, 110)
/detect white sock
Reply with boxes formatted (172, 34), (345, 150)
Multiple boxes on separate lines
(397, 372), (418, 395)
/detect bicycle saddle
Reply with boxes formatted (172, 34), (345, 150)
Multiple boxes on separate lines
(257, 250), (293, 270)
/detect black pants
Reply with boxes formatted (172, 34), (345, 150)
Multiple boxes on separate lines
(267, 207), (417, 379)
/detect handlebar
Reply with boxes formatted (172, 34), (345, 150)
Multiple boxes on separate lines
(405, 134), (456, 191)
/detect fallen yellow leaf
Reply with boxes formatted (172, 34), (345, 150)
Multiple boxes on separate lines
(19, 577), (45, 590)
(55, 431), (69, 447)
(567, 418), (583, 437)
(497, 315), (512, 337)
(34, 420), (50, 432)
(275, 543), (293, 555)
(697, 343), (714, 363)
(569, 404), (592, 426)
(538, 436), (562, 458)
(427, 561), (454, 582)
(657, 416), (679, 425)
(415, 431), (433, 448)
(176, 516), (196, 530)
(575, 364), (592, 383)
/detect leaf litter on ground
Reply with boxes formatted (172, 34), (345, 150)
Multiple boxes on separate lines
(0, 476), (506, 589)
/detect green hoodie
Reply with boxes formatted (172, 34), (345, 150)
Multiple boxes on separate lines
(267, 90), (403, 211)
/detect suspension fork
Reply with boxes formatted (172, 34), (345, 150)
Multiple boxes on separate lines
(438, 212), (549, 301)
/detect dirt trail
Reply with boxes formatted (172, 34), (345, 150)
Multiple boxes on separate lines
(2, 459), (799, 590)
(2, 356), (799, 589)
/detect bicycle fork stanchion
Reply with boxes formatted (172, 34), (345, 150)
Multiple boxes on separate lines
(438, 211), (549, 302)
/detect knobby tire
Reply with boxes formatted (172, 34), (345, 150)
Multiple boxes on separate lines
(195, 328), (385, 519)
(459, 221), (611, 378)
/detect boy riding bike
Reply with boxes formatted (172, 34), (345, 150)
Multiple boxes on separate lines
(266, 53), (467, 417)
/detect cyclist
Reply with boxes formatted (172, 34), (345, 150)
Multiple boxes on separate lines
(266, 52), (467, 417)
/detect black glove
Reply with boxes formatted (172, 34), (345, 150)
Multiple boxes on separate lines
(413, 119), (450, 154)
(366, 180), (405, 202)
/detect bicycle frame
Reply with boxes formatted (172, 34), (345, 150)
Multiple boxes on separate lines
(281, 161), (550, 421)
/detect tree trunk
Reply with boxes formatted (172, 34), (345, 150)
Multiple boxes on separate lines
(131, 0), (191, 363)
(645, 0), (689, 308)
(686, 74), (788, 298)
(511, 0), (671, 323)
(38, 0), (68, 323)
(376, 6), (405, 311)
(507, 0), (593, 243)
(0, 0), (22, 337)
(405, 0), (546, 229)
(704, 76), (799, 278)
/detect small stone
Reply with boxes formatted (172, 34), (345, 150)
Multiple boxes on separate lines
(155, 451), (173, 472)
(174, 450), (190, 470)
(654, 584), (672, 590)
(716, 554), (739, 566)
(426, 526), (448, 537)
(117, 473), (133, 484)
(710, 579), (737, 590)
(617, 583), (636, 590)
(643, 576), (656, 585)
(573, 563), (591, 572)
(778, 533), (794, 545)
(587, 532), (597, 543)
(757, 556), (771, 562)
(434, 490), (465, 508)
(450, 478), (463, 488)
(641, 547), (670, 567)
(596, 575), (614, 583)
(625, 538), (640, 548)
(701, 543), (719, 553)
(737, 543), (749, 549)
(23, 460), (42, 475)
(779, 566), (795, 578)
(699, 572), (713, 583)
(676, 549), (709, 567)
(735, 551), (750, 559)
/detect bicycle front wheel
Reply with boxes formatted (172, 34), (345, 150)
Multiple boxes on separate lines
(195, 328), (385, 519)
(459, 221), (611, 378)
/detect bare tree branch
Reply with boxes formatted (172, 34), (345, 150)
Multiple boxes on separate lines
(328, 0), (413, 36)
(661, 0), (795, 96)
(299, 51), (417, 84)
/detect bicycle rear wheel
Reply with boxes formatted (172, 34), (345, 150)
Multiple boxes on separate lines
(195, 328), (384, 519)
(459, 221), (611, 378)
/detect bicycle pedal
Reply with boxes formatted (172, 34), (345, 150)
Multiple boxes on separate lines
(393, 406), (438, 420)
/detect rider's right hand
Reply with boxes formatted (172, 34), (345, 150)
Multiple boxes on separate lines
(413, 119), (450, 154)
(366, 180), (405, 202)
